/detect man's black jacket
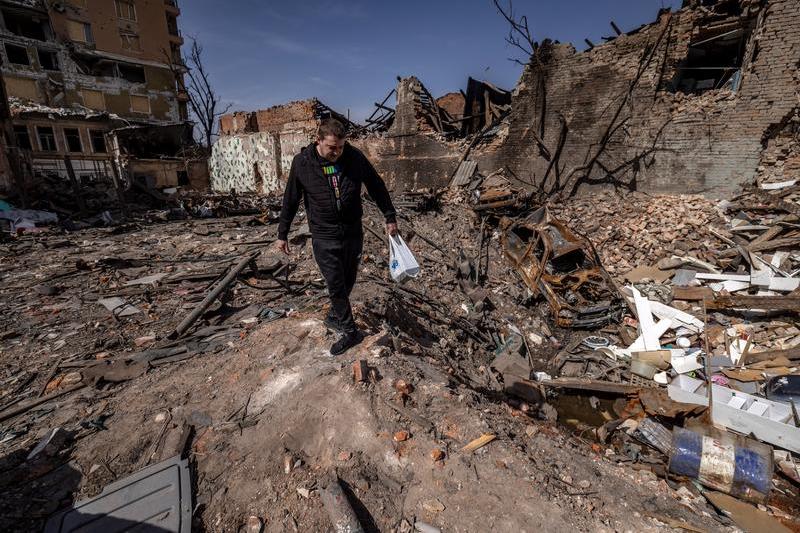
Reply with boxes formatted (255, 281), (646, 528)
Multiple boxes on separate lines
(277, 142), (396, 241)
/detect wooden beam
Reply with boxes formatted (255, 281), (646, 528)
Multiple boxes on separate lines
(703, 294), (800, 312)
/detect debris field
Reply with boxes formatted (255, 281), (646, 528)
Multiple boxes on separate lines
(1, 176), (800, 532)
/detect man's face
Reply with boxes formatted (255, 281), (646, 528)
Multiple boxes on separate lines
(317, 135), (345, 162)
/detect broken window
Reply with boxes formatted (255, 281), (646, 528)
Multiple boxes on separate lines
(13, 125), (31, 150)
(89, 130), (107, 153)
(130, 94), (150, 114)
(37, 48), (59, 70)
(5, 43), (30, 66)
(37, 126), (57, 152)
(120, 31), (141, 51)
(118, 63), (145, 83)
(668, 20), (756, 94)
(63, 128), (83, 153)
(1, 9), (49, 40)
(66, 20), (93, 44)
(114, 0), (137, 21)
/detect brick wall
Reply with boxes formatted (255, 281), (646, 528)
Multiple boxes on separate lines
(477, 0), (800, 197)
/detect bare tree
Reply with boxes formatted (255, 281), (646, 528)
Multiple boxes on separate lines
(169, 38), (231, 151)
(492, 0), (537, 65)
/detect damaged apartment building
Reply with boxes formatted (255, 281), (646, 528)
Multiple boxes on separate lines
(0, 0), (206, 196)
(210, 0), (799, 199)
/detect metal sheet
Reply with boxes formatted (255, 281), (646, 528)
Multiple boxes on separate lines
(44, 455), (191, 533)
(451, 160), (477, 187)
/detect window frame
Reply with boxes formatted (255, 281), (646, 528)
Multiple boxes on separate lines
(13, 125), (32, 150)
(36, 125), (57, 152)
(88, 129), (107, 154)
(36, 48), (59, 71)
(119, 31), (142, 52)
(5, 43), (30, 66)
(115, 0), (137, 21)
(63, 127), (83, 153)
(130, 94), (150, 114)
(81, 88), (106, 111)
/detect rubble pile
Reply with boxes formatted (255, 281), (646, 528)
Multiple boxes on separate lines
(552, 191), (726, 277)
(1, 180), (799, 531)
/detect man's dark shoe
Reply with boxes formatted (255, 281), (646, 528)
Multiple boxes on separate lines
(330, 330), (363, 356)
(323, 313), (342, 332)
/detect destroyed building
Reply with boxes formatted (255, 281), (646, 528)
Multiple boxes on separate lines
(3, 1), (800, 532)
(210, 98), (354, 194)
(0, 0), (193, 189)
(355, 0), (800, 196)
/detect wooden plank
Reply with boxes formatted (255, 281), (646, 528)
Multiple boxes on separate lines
(704, 294), (800, 312)
(672, 286), (714, 301)
(738, 346), (800, 363)
(540, 378), (640, 395)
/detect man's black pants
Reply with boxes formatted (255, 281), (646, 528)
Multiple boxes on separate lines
(311, 236), (363, 332)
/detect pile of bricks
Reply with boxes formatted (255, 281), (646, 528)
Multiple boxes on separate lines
(552, 191), (727, 276)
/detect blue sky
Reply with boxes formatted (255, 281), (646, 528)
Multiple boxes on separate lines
(179, 0), (682, 123)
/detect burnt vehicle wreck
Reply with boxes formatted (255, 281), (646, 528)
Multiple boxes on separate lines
(501, 207), (625, 328)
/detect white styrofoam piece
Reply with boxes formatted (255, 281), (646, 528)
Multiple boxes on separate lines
(631, 286), (660, 351)
(761, 179), (797, 190)
(716, 280), (752, 292)
(728, 338), (750, 365)
(747, 402), (770, 417)
(728, 396), (747, 409)
(626, 318), (672, 353)
(696, 273), (751, 282)
(668, 381), (800, 454)
(671, 352), (703, 374)
(772, 251), (789, 269)
(650, 301), (704, 333)
(768, 277), (800, 292)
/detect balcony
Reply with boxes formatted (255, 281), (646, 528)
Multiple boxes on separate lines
(167, 27), (183, 44)
(164, 0), (180, 16)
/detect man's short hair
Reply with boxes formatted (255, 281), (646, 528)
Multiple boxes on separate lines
(317, 118), (346, 140)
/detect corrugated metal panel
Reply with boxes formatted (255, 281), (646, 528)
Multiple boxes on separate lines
(44, 456), (191, 533)
(451, 160), (477, 187)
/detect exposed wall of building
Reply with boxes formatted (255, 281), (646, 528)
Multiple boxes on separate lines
(10, 113), (112, 180)
(209, 132), (282, 194)
(352, 77), (462, 191)
(128, 156), (208, 190)
(211, 100), (333, 194)
(0, 0), (186, 124)
(353, 0), (798, 198)
(477, 0), (799, 197)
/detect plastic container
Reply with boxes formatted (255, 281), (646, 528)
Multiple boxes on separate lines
(668, 426), (772, 503)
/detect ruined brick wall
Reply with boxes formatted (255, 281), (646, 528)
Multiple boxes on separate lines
(219, 112), (256, 135)
(255, 100), (318, 134)
(478, 0), (800, 197)
(756, 108), (800, 184)
(353, 77), (462, 191)
(436, 92), (465, 119)
(211, 100), (318, 194)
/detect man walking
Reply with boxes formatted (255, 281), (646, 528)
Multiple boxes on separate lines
(275, 118), (398, 355)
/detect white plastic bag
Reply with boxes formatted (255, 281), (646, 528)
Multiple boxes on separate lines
(389, 234), (420, 283)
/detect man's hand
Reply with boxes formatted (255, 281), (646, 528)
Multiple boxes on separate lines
(386, 222), (398, 237)
(275, 239), (290, 255)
